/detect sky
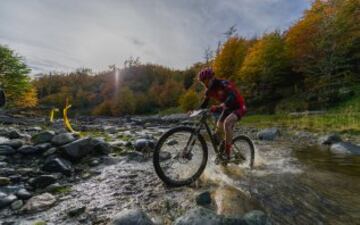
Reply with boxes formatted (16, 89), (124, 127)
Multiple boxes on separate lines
(0, 0), (311, 74)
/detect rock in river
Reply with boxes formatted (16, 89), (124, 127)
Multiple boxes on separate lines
(330, 142), (360, 155)
(32, 131), (55, 145)
(0, 193), (17, 209)
(0, 145), (15, 155)
(257, 128), (280, 141)
(42, 157), (73, 176)
(29, 175), (57, 189)
(51, 133), (76, 146)
(110, 208), (154, 225)
(318, 134), (342, 145)
(21, 192), (56, 213)
(61, 137), (94, 160)
(243, 210), (271, 225)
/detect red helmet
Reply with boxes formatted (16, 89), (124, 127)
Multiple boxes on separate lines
(198, 67), (214, 81)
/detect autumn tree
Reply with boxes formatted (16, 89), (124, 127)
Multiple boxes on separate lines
(213, 37), (250, 80)
(0, 45), (38, 108)
(179, 89), (200, 111)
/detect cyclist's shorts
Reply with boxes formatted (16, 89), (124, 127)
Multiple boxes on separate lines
(219, 106), (246, 122)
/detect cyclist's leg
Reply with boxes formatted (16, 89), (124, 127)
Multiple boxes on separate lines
(223, 112), (241, 158)
(216, 108), (232, 138)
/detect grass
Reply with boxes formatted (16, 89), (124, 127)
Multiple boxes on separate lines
(32, 221), (47, 225)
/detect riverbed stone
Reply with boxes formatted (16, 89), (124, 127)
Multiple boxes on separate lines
(196, 191), (212, 206)
(29, 175), (57, 189)
(51, 133), (76, 146)
(0, 145), (15, 155)
(243, 210), (271, 225)
(10, 199), (23, 210)
(16, 189), (32, 200)
(257, 128), (280, 141)
(174, 207), (223, 225)
(67, 205), (86, 217)
(318, 134), (342, 145)
(21, 192), (56, 213)
(35, 142), (53, 152)
(32, 131), (55, 145)
(159, 151), (171, 161)
(3, 139), (24, 149)
(330, 142), (360, 155)
(61, 137), (94, 160)
(43, 157), (73, 176)
(93, 139), (112, 155)
(134, 139), (155, 152)
(0, 177), (11, 186)
(0, 136), (9, 144)
(17, 145), (40, 155)
(0, 193), (17, 209)
(110, 208), (154, 225)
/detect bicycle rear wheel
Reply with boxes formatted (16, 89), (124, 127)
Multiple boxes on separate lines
(231, 135), (255, 168)
(153, 126), (208, 187)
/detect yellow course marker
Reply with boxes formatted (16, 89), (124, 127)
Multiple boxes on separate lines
(49, 108), (59, 123)
(63, 98), (78, 134)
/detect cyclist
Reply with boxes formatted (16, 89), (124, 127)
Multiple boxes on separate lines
(198, 67), (246, 162)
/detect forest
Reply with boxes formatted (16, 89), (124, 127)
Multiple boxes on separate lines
(0, 0), (359, 117)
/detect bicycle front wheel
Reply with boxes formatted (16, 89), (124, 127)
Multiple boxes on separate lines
(153, 126), (208, 187)
(232, 135), (255, 168)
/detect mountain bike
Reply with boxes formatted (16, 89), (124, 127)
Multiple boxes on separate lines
(153, 109), (255, 187)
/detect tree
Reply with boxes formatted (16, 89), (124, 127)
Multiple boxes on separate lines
(0, 45), (37, 107)
(179, 89), (200, 111)
(213, 37), (249, 79)
(239, 32), (291, 111)
(111, 87), (136, 116)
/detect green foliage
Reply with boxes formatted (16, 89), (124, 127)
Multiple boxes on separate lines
(179, 89), (200, 111)
(111, 87), (136, 116)
(0, 45), (37, 108)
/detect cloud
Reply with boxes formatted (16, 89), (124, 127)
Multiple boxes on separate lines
(0, 0), (311, 74)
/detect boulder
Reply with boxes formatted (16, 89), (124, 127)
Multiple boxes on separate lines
(16, 189), (32, 200)
(61, 137), (94, 160)
(32, 131), (55, 145)
(0, 145), (16, 155)
(110, 208), (154, 225)
(159, 151), (171, 161)
(318, 134), (342, 145)
(257, 128), (280, 141)
(21, 192), (56, 213)
(43, 157), (73, 176)
(3, 139), (24, 149)
(29, 175), (57, 189)
(243, 210), (271, 225)
(0, 193), (17, 209)
(18, 145), (40, 155)
(93, 139), (112, 155)
(11, 199), (23, 210)
(7, 129), (21, 139)
(51, 133), (76, 146)
(134, 139), (155, 152)
(174, 207), (222, 225)
(67, 205), (86, 217)
(0, 177), (11, 186)
(0, 136), (9, 144)
(196, 191), (212, 206)
(35, 142), (53, 152)
(330, 142), (360, 155)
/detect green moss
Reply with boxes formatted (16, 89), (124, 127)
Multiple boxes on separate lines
(50, 186), (71, 194)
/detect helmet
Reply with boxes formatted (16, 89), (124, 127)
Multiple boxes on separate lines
(198, 67), (214, 81)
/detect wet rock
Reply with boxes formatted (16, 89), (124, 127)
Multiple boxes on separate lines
(0, 136), (9, 144)
(257, 128), (280, 141)
(243, 210), (271, 225)
(21, 192), (56, 213)
(110, 208), (154, 225)
(0, 176), (11, 186)
(134, 139), (155, 152)
(45, 183), (67, 193)
(0, 161), (7, 167)
(0, 168), (16, 176)
(318, 134), (342, 145)
(43, 157), (73, 176)
(43, 147), (58, 157)
(0, 193), (17, 209)
(17, 145), (39, 155)
(0, 145), (15, 155)
(104, 126), (117, 134)
(7, 129), (21, 139)
(93, 139), (112, 155)
(35, 142), (53, 152)
(196, 191), (212, 206)
(32, 131), (55, 145)
(159, 151), (171, 161)
(166, 139), (178, 146)
(67, 205), (86, 217)
(61, 137), (94, 160)
(10, 199), (23, 210)
(3, 139), (24, 149)
(29, 175), (57, 189)
(16, 189), (32, 200)
(330, 142), (360, 155)
(174, 207), (223, 225)
(51, 133), (76, 146)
